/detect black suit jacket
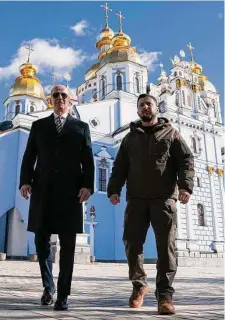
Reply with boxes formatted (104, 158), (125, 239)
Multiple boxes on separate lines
(19, 113), (95, 234)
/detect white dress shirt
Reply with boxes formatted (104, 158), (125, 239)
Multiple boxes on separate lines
(54, 112), (68, 128)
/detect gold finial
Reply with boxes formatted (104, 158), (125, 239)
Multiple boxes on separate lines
(187, 42), (194, 62)
(217, 168), (224, 176)
(25, 44), (34, 63)
(116, 11), (125, 33)
(207, 165), (214, 175)
(100, 2), (112, 28)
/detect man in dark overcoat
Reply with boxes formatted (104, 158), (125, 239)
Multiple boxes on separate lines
(20, 85), (94, 311)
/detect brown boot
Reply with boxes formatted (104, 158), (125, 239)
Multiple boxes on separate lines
(158, 298), (176, 315)
(129, 286), (150, 308)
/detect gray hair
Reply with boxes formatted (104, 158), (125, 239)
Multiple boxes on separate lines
(50, 85), (70, 97)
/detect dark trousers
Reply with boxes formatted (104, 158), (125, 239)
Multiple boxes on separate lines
(123, 198), (177, 301)
(35, 230), (76, 297)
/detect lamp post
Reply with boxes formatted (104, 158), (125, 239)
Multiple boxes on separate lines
(89, 206), (97, 263)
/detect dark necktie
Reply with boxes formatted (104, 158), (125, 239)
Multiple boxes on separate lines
(55, 116), (63, 134)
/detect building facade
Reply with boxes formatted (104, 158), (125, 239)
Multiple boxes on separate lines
(0, 7), (224, 266)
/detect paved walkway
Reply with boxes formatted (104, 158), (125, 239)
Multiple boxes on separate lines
(0, 261), (224, 319)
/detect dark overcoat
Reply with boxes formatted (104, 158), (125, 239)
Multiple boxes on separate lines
(19, 113), (94, 234)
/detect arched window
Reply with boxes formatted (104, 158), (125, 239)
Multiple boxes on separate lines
(116, 75), (122, 90)
(15, 104), (20, 115)
(102, 76), (106, 98)
(182, 91), (185, 105)
(175, 92), (180, 106)
(192, 137), (197, 153)
(135, 76), (140, 93)
(197, 177), (201, 187)
(197, 204), (205, 226)
(30, 105), (34, 112)
(187, 93), (191, 107)
(99, 167), (107, 192)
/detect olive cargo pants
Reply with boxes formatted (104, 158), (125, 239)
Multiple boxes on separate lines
(123, 198), (177, 301)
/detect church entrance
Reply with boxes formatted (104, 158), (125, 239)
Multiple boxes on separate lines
(0, 211), (9, 254)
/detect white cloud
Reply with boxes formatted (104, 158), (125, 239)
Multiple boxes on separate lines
(139, 50), (162, 72)
(70, 20), (89, 36)
(218, 13), (223, 19)
(0, 38), (87, 80)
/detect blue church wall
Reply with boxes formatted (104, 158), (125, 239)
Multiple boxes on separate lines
(0, 131), (19, 218)
(91, 142), (157, 261)
(14, 130), (36, 255)
(0, 212), (7, 252)
(86, 194), (115, 260)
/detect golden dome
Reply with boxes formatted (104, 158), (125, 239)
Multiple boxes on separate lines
(96, 25), (115, 60)
(199, 77), (217, 93)
(98, 25), (114, 41)
(10, 62), (45, 99)
(46, 95), (53, 108)
(100, 47), (143, 67)
(191, 61), (203, 74)
(85, 62), (100, 81)
(111, 31), (131, 48)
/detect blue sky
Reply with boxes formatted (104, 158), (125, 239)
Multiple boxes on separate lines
(0, 1), (224, 121)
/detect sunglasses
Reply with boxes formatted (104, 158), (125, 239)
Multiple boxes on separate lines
(52, 92), (68, 99)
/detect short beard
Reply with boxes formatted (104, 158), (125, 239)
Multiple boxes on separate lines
(139, 114), (157, 123)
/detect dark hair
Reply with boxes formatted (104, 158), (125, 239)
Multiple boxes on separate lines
(137, 94), (158, 107)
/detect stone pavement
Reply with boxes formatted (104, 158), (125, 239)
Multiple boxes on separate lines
(0, 261), (224, 320)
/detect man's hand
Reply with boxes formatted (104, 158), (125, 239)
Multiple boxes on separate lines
(110, 194), (120, 205)
(20, 184), (32, 200)
(179, 189), (190, 204)
(78, 188), (91, 203)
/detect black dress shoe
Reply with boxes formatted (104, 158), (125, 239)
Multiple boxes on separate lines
(54, 297), (68, 311)
(41, 286), (56, 306)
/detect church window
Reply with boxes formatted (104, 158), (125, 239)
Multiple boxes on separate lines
(15, 104), (20, 115)
(192, 137), (197, 153)
(197, 177), (201, 187)
(179, 71), (182, 76)
(175, 92), (180, 106)
(198, 97), (201, 110)
(116, 75), (122, 90)
(102, 76), (106, 98)
(197, 204), (205, 226)
(182, 91), (185, 105)
(135, 76), (140, 93)
(30, 105), (34, 112)
(174, 72), (177, 77)
(99, 167), (107, 192)
(187, 93), (191, 107)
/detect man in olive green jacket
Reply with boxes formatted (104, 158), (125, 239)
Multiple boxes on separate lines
(107, 93), (195, 315)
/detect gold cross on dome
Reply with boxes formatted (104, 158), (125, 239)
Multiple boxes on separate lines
(100, 2), (112, 26)
(25, 44), (34, 63)
(116, 11), (125, 32)
(187, 42), (194, 61)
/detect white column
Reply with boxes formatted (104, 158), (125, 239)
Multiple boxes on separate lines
(86, 221), (98, 262)
(175, 201), (187, 251)
(208, 166), (220, 241)
(217, 168), (225, 233)
(186, 200), (199, 251)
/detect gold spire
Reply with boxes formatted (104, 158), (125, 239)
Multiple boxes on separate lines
(116, 11), (125, 33)
(9, 55), (45, 99)
(100, 2), (112, 28)
(96, 2), (114, 60)
(25, 44), (34, 63)
(187, 42), (194, 62)
(187, 42), (203, 75)
(110, 10), (131, 49)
